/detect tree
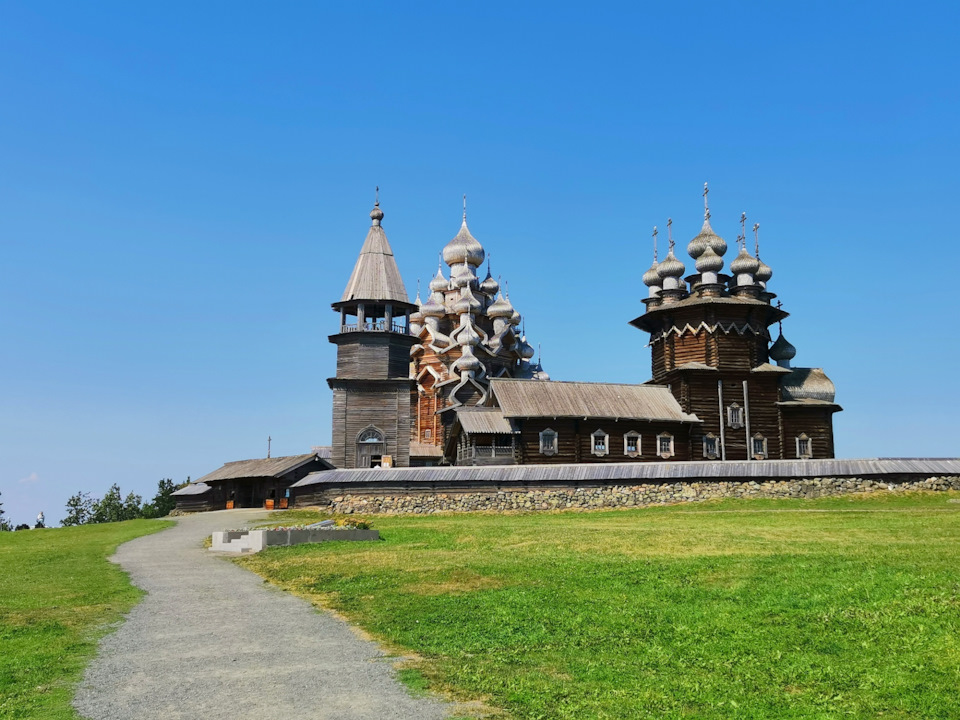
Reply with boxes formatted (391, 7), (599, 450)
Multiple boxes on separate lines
(62, 491), (95, 526)
(90, 484), (125, 524)
(0, 491), (10, 532)
(146, 478), (187, 518)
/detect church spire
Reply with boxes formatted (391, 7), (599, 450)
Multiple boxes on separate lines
(340, 195), (410, 304)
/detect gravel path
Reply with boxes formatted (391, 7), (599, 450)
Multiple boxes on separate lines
(73, 510), (451, 720)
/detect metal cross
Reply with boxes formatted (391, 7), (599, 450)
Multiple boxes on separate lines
(267, 436), (272, 459)
(652, 225), (659, 261)
(375, 185), (379, 205)
(740, 212), (747, 249)
(667, 218), (675, 252)
(703, 183), (710, 219)
(753, 223), (761, 257)
(462, 194), (467, 220)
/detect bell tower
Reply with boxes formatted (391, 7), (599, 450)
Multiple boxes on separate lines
(328, 195), (418, 468)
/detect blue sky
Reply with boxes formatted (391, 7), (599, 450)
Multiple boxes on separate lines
(1, 2), (958, 525)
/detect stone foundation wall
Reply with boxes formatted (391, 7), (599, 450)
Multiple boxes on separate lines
(314, 476), (960, 515)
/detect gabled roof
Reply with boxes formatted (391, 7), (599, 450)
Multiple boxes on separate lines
(489, 379), (699, 423)
(196, 453), (330, 483)
(410, 441), (444, 458)
(751, 362), (793, 374)
(340, 209), (410, 304)
(171, 482), (212, 496)
(456, 407), (518, 435)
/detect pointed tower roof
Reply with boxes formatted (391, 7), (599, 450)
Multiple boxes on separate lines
(340, 197), (411, 304)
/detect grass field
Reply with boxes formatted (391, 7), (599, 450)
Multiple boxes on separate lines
(0, 519), (172, 719)
(239, 493), (960, 719)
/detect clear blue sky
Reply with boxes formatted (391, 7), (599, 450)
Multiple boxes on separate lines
(2, 2), (958, 526)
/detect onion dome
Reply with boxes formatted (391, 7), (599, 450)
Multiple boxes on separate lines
(656, 250), (685, 279)
(455, 349), (482, 373)
(696, 244), (724, 274)
(687, 217), (727, 259)
(420, 292), (446, 318)
(518, 335), (535, 360)
(443, 218), (485, 268)
(480, 267), (500, 295)
(769, 332), (797, 364)
(451, 262), (477, 288)
(453, 289), (482, 314)
(409, 289), (424, 324)
(509, 309), (521, 326)
(755, 258), (773, 283)
(730, 247), (760, 276)
(487, 292), (513, 319)
(458, 321), (482, 347)
(370, 203), (384, 225)
(429, 267), (449, 293)
(642, 260), (661, 287)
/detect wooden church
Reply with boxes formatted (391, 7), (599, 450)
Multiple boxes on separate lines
(327, 186), (840, 469)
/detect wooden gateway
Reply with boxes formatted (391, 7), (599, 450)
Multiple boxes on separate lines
(328, 185), (840, 469)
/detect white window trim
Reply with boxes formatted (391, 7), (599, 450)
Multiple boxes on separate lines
(727, 403), (744, 429)
(751, 433), (768, 460)
(657, 432), (675, 459)
(539, 428), (558, 456)
(702, 432), (719, 459)
(796, 433), (812, 459)
(623, 431), (641, 458)
(591, 429), (609, 457)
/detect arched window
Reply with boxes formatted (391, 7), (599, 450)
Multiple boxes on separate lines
(623, 431), (641, 458)
(657, 432), (675, 459)
(751, 433), (768, 460)
(539, 428), (558, 456)
(591, 429), (609, 457)
(356, 426), (386, 468)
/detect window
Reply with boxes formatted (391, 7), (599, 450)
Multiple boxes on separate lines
(623, 432), (641, 458)
(657, 432), (675, 459)
(751, 433), (768, 460)
(539, 428), (558, 456)
(356, 426), (386, 468)
(727, 403), (744, 429)
(702, 432), (719, 459)
(424, 428), (432, 439)
(591, 429), (609, 457)
(796, 433), (812, 459)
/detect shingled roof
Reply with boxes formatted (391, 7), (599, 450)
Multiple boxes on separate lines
(196, 453), (328, 483)
(340, 203), (410, 304)
(489, 379), (700, 423)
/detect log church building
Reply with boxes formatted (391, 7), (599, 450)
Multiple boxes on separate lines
(328, 185), (840, 471)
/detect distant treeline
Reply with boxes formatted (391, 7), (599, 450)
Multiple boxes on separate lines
(60, 479), (189, 526)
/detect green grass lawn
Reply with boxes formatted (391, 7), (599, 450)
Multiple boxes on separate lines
(239, 493), (960, 719)
(0, 520), (171, 719)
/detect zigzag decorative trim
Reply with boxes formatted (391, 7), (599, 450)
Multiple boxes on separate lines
(649, 321), (771, 344)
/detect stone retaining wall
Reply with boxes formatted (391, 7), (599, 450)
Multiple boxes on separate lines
(316, 476), (960, 515)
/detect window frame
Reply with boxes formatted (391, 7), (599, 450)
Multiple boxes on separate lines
(796, 433), (812, 459)
(657, 432), (675, 459)
(751, 433), (768, 460)
(702, 432), (719, 459)
(623, 431), (641, 458)
(726, 403), (744, 429)
(539, 428), (558, 456)
(591, 429), (609, 457)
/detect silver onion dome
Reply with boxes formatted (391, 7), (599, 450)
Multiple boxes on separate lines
(480, 268), (500, 295)
(687, 217), (728, 259)
(696, 244), (724, 273)
(656, 250), (685, 279)
(420, 292), (446, 318)
(453, 290), (482, 314)
(429, 268), (449, 293)
(755, 259), (773, 283)
(769, 333), (797, 363)
(487, 292), (513, 319)
(509, 309), (521, 326)
(730, 247), (760, 275)
(370, 203), (384, 225)
(642, 260), (661, 287)
(518, 335), (535, 359)
(443, 219), (485, 268)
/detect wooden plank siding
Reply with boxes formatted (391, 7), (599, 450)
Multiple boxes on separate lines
(329, 381), (413, 468)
